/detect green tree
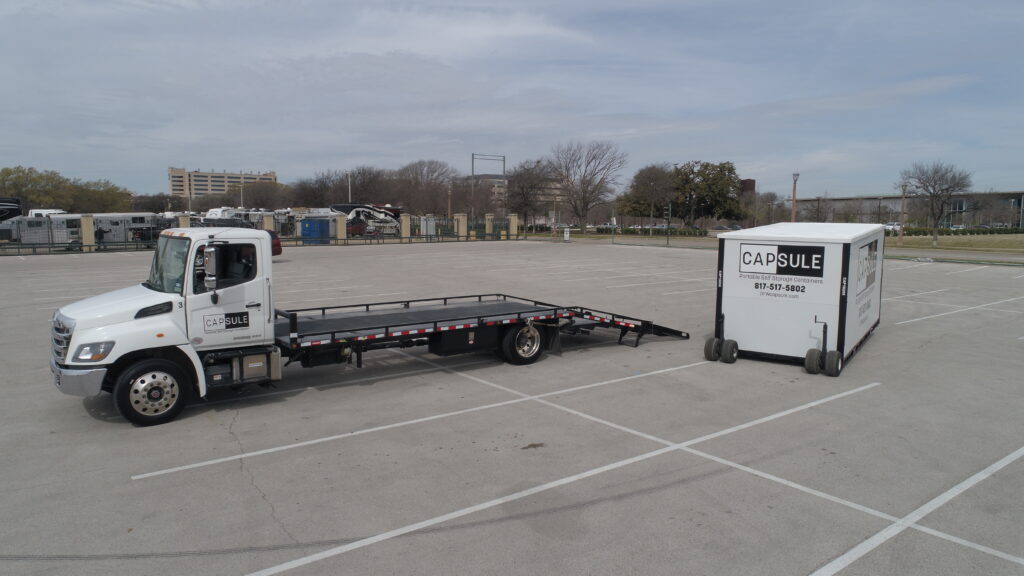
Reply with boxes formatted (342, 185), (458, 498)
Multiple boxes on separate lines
(673, 161), (744, 226)
(0, 166), (71, 211)
(619, 164), (675, 224)
(0, 166), (135, 213)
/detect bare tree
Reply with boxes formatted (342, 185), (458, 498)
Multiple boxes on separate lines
(899, 161), (972, 246)
(506, 159), (553, 227)
(396, 160), (458, 215)
(548, 141), (627, 227)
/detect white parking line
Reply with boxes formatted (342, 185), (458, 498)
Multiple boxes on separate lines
(895, 296), (1024, 325)
(684, 447), (1024, 569)
(132, 361), (708, 480)
(882, 288), (948, 301)
(810, 444), (1024, 576)
(887, 262), (931, 271)
(662, 287), (715, 296)
(274, 292), (406, 306)
(946, 265), (988, 275)
(246, 383), (883, 576)
(607, 277), (712, 289)
(274, 284), (373, 295)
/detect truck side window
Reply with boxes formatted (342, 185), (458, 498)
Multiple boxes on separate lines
(193, 243), (257, 293)
(220, 243), (257, 289)
(193, 246), (207, 293)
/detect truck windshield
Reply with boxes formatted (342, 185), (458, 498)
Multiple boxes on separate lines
(144, 235), (191, 294)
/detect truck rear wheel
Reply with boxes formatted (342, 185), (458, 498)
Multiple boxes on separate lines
(113, 359), (191, 426)
(502, 324), (543, 365)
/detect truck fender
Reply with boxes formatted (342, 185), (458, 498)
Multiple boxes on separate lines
(83, 317), (208, 397)
(176, 344), (208, 397)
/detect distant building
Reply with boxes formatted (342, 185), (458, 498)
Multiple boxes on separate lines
(168, 167), (277, 198)
(794, 190), (1024, 228)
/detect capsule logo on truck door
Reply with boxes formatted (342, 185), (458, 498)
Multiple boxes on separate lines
(739, 244), (825, 277)
(203, 311), (250, 333)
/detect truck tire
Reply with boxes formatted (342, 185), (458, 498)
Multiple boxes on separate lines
(704, 337), (722, 361)
(113, 359), (191, 426)
(502, 324), (543, 365)
(720, 339), (739, 364)
(804, 348), (822, 374)
(824, 350), (843, 377)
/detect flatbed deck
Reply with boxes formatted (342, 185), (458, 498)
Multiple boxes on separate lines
(274, 294), (687, 352)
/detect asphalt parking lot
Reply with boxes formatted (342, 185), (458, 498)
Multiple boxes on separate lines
(1, 239), (1022, 575)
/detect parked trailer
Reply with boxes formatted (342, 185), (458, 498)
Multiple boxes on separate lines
(50, 228), (688, 426)
(8, 212), (161, 249)
(10, 214), (82, 246)
(705, 223), (884, 376)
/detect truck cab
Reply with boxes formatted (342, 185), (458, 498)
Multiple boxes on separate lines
(51, 228), (280, 426)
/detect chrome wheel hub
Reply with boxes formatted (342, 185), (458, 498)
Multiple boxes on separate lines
(128, 371), (179, 416)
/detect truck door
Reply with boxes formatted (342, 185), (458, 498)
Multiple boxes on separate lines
(187, 241), (267, 350)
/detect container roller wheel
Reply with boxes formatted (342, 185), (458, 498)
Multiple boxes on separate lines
(704, 337), (722, 361)
(721, 339), (739, 364)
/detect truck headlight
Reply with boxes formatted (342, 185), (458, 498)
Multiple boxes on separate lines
(73, 342), (115, 362)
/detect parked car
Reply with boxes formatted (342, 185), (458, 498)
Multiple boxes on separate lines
(267, 230), (282, 256)
(347, 218), (368, 237)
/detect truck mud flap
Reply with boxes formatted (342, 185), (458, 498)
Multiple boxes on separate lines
(540, 324), (562, 355)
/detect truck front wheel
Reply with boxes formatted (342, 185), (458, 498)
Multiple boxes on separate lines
(113, 359), (191, 426)
(502, 324), (543, 365)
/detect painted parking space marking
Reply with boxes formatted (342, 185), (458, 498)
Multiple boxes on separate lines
(132, 360), (709, 480)
(882, 288), (948, 301)
(246, 383), (883, 576)
(895, 296), (1024, 325)
(887, 262), (931, 271)
(945, 265), (989, 275)
(810, 444), (1024, 575)
(607, 277), (713, 289)
(662, 287), (715, 296)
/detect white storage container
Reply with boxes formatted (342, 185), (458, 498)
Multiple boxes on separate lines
(706, 223), (884, 376)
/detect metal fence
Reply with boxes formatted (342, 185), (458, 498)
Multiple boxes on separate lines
(0, 214), (521, 256)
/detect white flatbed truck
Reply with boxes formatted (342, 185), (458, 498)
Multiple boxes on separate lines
(50, 228), (687, 426)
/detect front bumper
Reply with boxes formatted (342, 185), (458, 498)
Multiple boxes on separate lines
(51, 357), (107, 397)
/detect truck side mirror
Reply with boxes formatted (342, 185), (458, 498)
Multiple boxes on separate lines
(203, 246), (219, 292)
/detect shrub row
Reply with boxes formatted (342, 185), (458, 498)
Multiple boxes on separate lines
(887, 226), (1023, 236)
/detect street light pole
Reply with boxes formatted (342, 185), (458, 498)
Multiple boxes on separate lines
(791, 173), (799, 222)
(899, 182), (907, 246)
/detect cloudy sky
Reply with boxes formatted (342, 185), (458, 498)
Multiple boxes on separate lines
(2, 0), (1021, 198)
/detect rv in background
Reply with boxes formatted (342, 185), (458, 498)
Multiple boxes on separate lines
(0, 198), (22, 222)
(27, 208), (66, 218)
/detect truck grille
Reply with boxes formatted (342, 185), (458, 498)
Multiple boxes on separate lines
(52, 313), (74, 362)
